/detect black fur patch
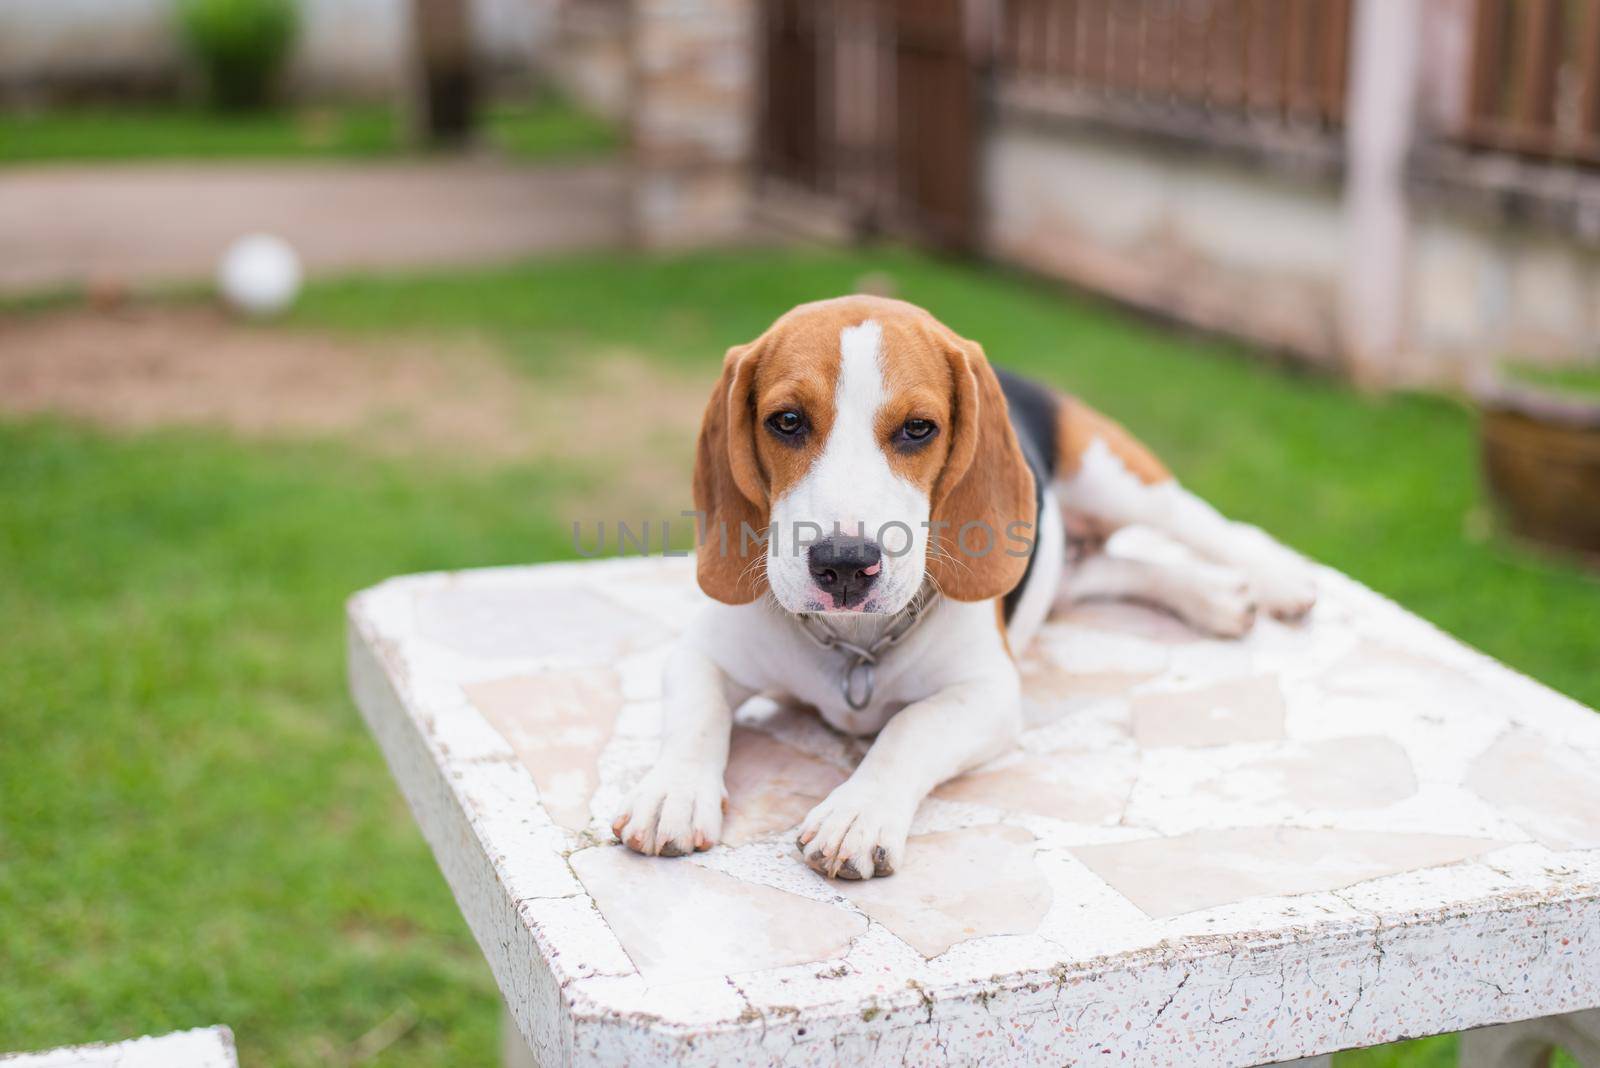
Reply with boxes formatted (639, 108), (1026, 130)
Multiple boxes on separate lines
(996, 368), (1059, 623)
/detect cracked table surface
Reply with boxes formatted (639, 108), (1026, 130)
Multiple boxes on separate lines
(347, 547), (1600, 1067)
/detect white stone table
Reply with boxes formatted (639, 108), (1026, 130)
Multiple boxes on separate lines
(346, 551), (1600, 1067)
(1, 1027), (238, 1068)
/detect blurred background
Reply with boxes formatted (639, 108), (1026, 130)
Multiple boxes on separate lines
(1, 1), (1596, 1065)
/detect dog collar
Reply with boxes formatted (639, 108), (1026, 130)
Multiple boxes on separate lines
(794, 592), (937, 711)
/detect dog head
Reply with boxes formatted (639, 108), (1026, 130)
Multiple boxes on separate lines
(692, 296), (1034, 615)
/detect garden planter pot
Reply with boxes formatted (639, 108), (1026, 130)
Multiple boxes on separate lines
(1478, 382), (1600, 558)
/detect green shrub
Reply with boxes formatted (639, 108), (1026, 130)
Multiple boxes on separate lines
(176, 0), (299, 111)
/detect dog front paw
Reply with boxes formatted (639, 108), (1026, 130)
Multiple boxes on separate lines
(796, 782), (910, 880)
(1249, 560), (1316, 622)
(612, 763), (726, 857)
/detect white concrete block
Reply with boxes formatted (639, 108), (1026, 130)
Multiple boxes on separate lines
(2, 1026), (237, 1068)
(349, 554), (1600, 1065)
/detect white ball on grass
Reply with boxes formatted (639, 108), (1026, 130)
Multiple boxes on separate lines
(218, 233), (302, 317)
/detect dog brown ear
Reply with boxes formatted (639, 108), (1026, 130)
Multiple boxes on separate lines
(927, 333), (1035, 602)
(692, 340), (769, 604)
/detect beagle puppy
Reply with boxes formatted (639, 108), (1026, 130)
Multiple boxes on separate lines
(612, 296), (1314, 880)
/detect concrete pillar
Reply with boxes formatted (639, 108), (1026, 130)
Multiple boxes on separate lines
(501, 1004), (538, 1068)
(1339, 0), (1425, 386)
(629, 0), (757, 247)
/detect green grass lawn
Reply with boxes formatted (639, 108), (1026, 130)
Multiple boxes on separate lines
(2, 248), (1595, 1066)
(0, 95), (618, 165)
(1501, 360), (1600, 400)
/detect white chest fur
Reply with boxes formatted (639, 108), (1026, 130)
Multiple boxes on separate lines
(688, 596), (1012, 735)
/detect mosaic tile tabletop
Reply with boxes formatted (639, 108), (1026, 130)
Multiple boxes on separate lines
(347, 548), (1600, 1067)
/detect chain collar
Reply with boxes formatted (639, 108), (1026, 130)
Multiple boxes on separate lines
(793, 591), (937, 711)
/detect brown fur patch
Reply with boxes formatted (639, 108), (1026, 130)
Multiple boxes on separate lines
(924, 330), (1036, 602)
(875, 315), (958, 495)
(1056, 397), (1171, 485)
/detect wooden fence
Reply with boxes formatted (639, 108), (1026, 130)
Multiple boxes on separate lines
(998, 0), (1351, 129)
(759, 0), (981, 248)
(1467, 0), (1600, 165)
(759, 0), (1600, 260)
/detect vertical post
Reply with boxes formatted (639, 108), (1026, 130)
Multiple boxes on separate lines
(500, 1004), (537, 1068)
(1577, 0), (1600, 156)
(1338, 0), (1423, 386)
(1469, 0), (1507, 136)
(630, 0), (758, 247)
(1320, 0), (1351, 124)
(410, 0), (478, 147)
(1512, 0), (1560, 146)
(1415, 0), (1476, 139)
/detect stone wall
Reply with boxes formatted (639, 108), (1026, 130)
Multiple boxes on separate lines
(1408, 195), (1600, 383)
(983, 93), (1600, 386)
(629, 0), (756, 247)
(984, 109), (1347, 368)
(540, 0), (630, 120)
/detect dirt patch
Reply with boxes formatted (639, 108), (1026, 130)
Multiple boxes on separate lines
(0, 304), (706, 515)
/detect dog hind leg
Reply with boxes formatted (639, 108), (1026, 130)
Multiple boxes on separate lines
(1057, 550), (1258, 638)
(1053, 398), (1315, 622)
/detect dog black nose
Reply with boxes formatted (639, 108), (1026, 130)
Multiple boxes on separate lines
(807, 535), (883, 608)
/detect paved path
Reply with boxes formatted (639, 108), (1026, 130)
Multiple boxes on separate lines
(0, 159), (627, 294)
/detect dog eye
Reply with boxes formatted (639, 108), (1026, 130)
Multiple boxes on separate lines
(766, 410), (805, 437)
(899, 418), (936, 443)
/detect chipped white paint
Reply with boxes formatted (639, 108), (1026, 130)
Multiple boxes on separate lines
(1, 1027), (237, 1068)
(347, 547), (1600, 1067)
